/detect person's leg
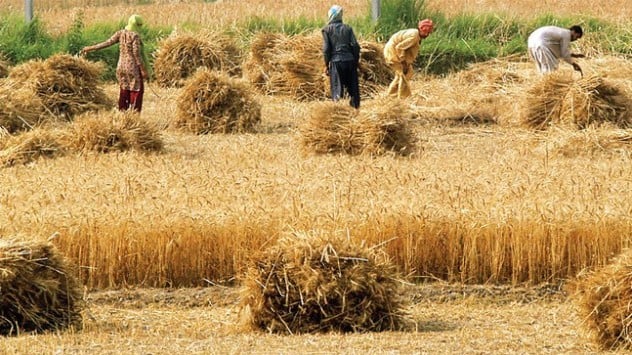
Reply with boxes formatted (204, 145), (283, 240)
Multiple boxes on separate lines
(329, 62), (343, 101)
(346, 61), (360, 108)
(129, 82), (144, 112)
(118, 88), (131, 111)
(387, 62), (404, 96)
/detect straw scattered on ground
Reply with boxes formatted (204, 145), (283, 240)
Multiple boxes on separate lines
(0, 237), (83, 336)
(240, 231), (411, 334)
(173, 69), (261, 134)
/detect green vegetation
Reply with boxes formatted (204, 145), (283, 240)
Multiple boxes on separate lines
(0, 0), (631, 78)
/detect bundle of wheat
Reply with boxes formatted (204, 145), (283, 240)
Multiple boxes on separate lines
(0, 80), (47, 133)
(63, 110), (164, 153)
(240, 231), (411, 334)
(299, 99), (416, 155)
(8, 54), (112, 119)
(244, 32), (391, 100)
(572, 249), (632, 350)
(522, 73), (632, 129)
(0, 238), (83, 335)
(154, 32), (241, 87)
(173, 69), (260, 134)
(0, 128), (67, 167)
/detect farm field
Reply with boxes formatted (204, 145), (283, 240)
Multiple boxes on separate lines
(0, 285), (603, 354)
(2, 0), (632, 353)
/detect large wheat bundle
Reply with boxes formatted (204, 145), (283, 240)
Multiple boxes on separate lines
(63, 110), (164, 153)
(8, 54), (112, 118)
(0, 80), (47, 133)
(0, 128), (67, 167)
(244, 32), (391, 100)
(0, 238), (83, 335)
(522, 73), (632, 129)
(173, 69), (260, 134)
(153, 32), (241, 87)
(299, 99), (416, 155)
(240, 231), (411, 334)
(572, 249), (632, 350)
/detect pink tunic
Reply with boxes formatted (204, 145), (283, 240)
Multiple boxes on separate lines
(86, 29), (144, 91)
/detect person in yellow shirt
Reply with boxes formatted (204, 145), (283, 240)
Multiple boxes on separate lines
(383, 19), (434, 99)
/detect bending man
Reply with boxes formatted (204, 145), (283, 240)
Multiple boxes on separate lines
(527, 25), (584, 75)
(383, 19), (434, 99)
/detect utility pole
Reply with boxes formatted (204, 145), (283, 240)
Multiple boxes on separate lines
(371, 0), (380, 22)
(25, 0), (33, 23)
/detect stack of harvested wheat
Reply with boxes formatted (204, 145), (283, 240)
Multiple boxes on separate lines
(0, 128), (67, 167)
(0, 80), (47, 133)
(522, 73), (632, 129)
(572, 249), (632, 350)
(299, 99), (417, 155)
(0, 110), (163, 167)
(240, 231), (411, 334)
(173, 69), (260, 134)
(244, 32), (392, 101)
(8, 54), (112, 119)
(154, 32), (241, 87)
(64, 110), (164, 153)
(0, 238), (83, 335)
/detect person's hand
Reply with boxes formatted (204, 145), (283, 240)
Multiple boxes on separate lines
(356, 61), (362, 71)
(572, 62), (583, 76)
(79, 48), (88, 56)
(141, 67), (149, 80)
(571, 53), (586, 58)
(324, 65), (329, 76)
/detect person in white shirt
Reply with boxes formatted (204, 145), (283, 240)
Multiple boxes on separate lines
(527, 25), (584, 75)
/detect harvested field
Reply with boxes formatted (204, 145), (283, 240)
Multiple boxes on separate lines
(0, 285), (611, 353)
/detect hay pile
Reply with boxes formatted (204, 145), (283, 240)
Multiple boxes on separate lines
(572, 249), (632, 350)
(8, 54), (112, 119)
(0, 110), (164, 167)
(244, 32), (392, 101)
(299, 99), (417, 156)
(0, 128), (67, 167)
(0, 238), (83, 335)
(154, 32), (241, 87)
(0, 80), (47, 133)
(173, 69), (260, 134)
(522, 73), (632, 129)
(240, 232), (411, 334)
(64, 110), (164, 153)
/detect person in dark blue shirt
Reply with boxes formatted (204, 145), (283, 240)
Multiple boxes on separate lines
(322, 5), (361, 109)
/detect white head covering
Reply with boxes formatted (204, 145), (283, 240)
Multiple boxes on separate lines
(328, 5), (343, 23)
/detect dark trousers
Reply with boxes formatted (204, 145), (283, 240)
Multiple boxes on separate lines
(118, 82), (144, 112)
(329, 60), (360, 109)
